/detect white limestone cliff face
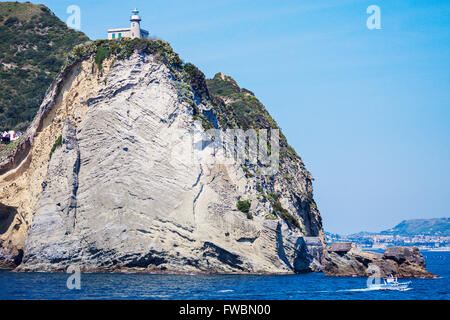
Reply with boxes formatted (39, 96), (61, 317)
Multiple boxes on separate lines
(1, 50), (324, 273)
(0, 57), (100, 269)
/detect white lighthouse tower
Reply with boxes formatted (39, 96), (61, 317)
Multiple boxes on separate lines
(107, 8), (149, 40)
(130, 8), (141, 39)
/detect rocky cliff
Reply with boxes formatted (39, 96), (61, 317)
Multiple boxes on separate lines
(0, 39), (325, 273)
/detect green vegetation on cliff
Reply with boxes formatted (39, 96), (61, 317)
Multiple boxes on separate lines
(237, 199), (251, 213)
(49, 134), (62, 158)
(206, 73), (302, 165)
(70, 38), (183, 70)
(272, 198), (300, 229)
(0, 2), (89, 131)
(206, 72), (317, 212)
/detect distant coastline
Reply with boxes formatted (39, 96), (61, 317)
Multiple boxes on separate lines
(326, 218), (450, 251)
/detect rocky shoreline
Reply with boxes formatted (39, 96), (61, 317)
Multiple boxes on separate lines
(2, 242), (437, 279)
(8, 267), (298, 275)
(322, 244), (436, 278)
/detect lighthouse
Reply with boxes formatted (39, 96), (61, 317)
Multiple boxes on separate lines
(107, 8), (149, 40)
(130, 8), (141, 39)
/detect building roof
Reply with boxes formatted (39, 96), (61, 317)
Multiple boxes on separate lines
(108, 28), (131, 32)
(131, 8), (141, 21)
(328, 242), (354, 252)
(107, 28), (148, 34)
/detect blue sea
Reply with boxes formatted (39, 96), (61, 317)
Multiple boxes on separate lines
(0, 251), (448, 300)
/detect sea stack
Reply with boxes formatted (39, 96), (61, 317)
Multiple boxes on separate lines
(322, 243), (436, 278)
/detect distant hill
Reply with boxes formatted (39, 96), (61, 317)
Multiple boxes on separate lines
(381, 218), (450, 236)
(326, 218), (450, 239)
(0, 1), (89, 131)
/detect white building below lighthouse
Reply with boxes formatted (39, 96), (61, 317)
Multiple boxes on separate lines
(107, 8), (149, 39)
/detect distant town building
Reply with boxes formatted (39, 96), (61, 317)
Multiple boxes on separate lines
(107, 9), (149, 40)
(325, 231), (450, 250)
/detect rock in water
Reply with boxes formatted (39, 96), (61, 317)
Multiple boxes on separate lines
(0, 40), (325, 273)
(323, 244), (436, 278)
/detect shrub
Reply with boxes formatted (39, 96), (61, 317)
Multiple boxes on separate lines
(4, 17), (18, 26)
(200, 117), (214, 130)
(272, 199), (300, 229)
(242, 166), (253, 178)
(278, 208), (300, 229)
(95, 44), (111, 71)
(237, 199), (251, 213)
(49, 135), (62, 158)
(183, 62), (209, 100)
(265, 212), (278, 220)
(256, 184), (263, 193)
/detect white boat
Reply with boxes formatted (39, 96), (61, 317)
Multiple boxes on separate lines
(369, 275), (412, 291)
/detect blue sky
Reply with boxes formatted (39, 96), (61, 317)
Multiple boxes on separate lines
(25, 0), (449, 234)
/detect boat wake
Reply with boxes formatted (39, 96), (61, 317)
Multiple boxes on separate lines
(338, 287), (412, 292)
(295, 287), (412, 294)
